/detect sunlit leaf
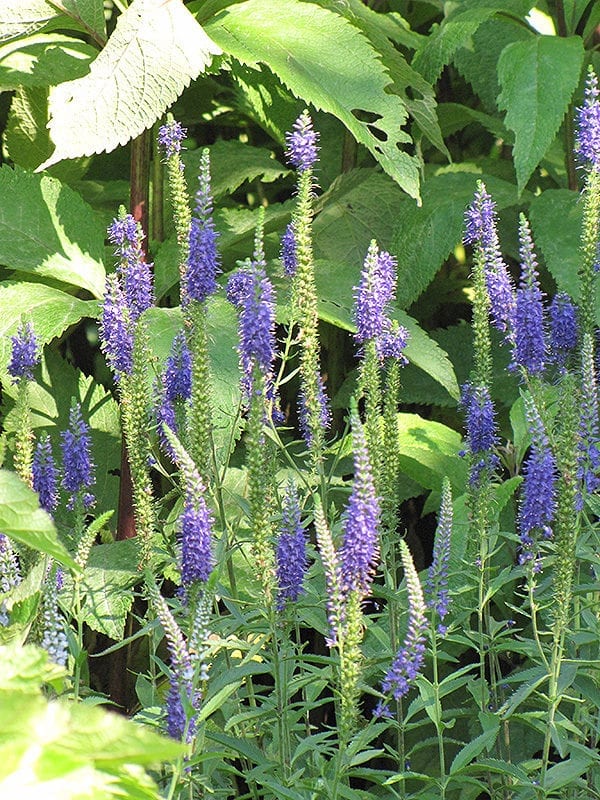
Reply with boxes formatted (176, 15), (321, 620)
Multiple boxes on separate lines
(38, 0), (221, 169)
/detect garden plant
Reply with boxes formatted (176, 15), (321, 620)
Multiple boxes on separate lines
(1, 1), (600, 798)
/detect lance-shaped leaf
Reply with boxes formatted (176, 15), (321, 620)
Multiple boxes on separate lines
(497, 35), (584, 192)
(37, 0), (221, 170)
(206, 0), (420, 200)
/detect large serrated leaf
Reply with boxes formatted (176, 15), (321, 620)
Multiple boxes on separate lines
(38, 0), (221, 170)
(0, 469), (78, 571)
(497, 36), (584, 192)
(0, 166), (106, 296)
(205, 0), (420, 200)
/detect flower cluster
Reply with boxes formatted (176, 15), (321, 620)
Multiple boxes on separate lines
(61, 402), (95, 509)
(460, 382), (499, 485)
(518, 398), (557, 564)
(157, 119), (187, 159)
(8, 320), (39, 382)
(354, 242), (409, 362)
(32, 434), (58, 515)
(185, 149), (220, 305)
(511, 216), (546, 376)
(275, 482), (308, 610)
(575, 67), (600, 171)
(382, 541), (427, 701)
(285, 110), (319, 173)
(40, 566), (68, 667)
(464, 182), (516, 336)
(548, 293), (578, 372)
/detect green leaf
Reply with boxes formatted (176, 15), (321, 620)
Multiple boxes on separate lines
(528, 188), (582, 299)
(0, 469), (78, 571)
(449, 721), (500, 775)
(400, 311), (459, 400)
(38, 0), (221, 169)
(0, 642), (65, 692)
(391, 171), (520, 308)
(497, 36), (584, 192)
(183, 139), (289, 202)
(55, 0), (107, 43)
(78, 540), (139, 639)
(396, 413), (466, 494)
(545, 753), (594, 791)
(0, 167), (106, 297)
(0, 282), (98, 375)
(205, 0), (420, 200)
(313, 169), (406, 268)
(0, 33), (96, 90)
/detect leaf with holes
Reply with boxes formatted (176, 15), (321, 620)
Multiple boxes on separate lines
(38, 0), (221, 170)
(206, 0), (420, 200)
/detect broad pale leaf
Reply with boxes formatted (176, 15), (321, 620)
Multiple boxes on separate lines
(0, 1), (58, 42)
(205, 0), (420, 200)
(0, 166), (106, 296)
(38, 0), (221, 170)
(497, 36), (584, 192)
(0, 470), (78, 571)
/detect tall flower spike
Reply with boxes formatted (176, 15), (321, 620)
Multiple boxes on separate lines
(548, 293), (578, 372)
(276, 482), (308, 610)
(314, 499), (344, 647)
(165, 330), (192, 404)
(280, 222), (297, 276)
(460, 382), (500, 485)
(464, 182), (516, 336)
(8, 320), (39, 382)
(339, 414), (381, 597)
(0, 532), (20, 626)
(298, 374), (331, 448)
(425, 478), (452, 634)
(512, 215), (546, 376)
(108, 210), (154, 319)
(575, 67), (600, 171)
(185, 149), (220, 305)
(157, 119), (186, 159)
(99, 274), (134, 381)
(518, 396), (557, 565)
(61, 402), (95, 508)
(382, 540), (427, 700)
(40, 566), (68, 667)
(354, 242), (397, 345)
(146, 578), (197, 742)
(285, 110), (319, 172)
(32, 434), (58, 515)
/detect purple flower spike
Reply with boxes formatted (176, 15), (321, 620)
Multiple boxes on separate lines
(549, 293), (578, 371)
(276, 482), (308, 610)
(32, 435), (58, 515)
(298, 374), (331, 447)
(577, 334), (600, 508)
(576, 68), (600, 171)
(157, 120), (187, 158)
(108, 213), (154, 320)
(339, 415), (381, 597)
(285, 110), (319, 172)
(464, 182), (516, 336)
(280, 222), (298, 276)
(464, 183), (497, 249)
(512, 216), (546, 376)
(165, 331), (192, 403)
(61, 403), (95, 505)
(376, 324), (409, 363)
(518, 397), (557, 564)
(382, 541), (427, 700)
(354, 242), (397, 344)
(99, 274), (134, 381)
(8, 321), (39, 382)
(181, 496), (213, 587)
(185, 149), (220, 305)
(460, 382), (500, 485)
